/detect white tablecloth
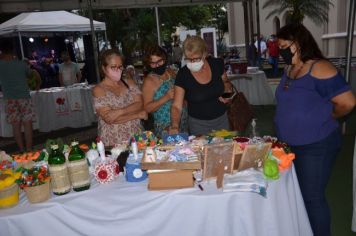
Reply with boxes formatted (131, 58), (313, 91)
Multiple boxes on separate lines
(229, 71), (275, 105)
(0, 166), (312, 236)
(0, 85), (96, 137)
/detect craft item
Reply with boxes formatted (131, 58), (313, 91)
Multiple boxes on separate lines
(68, 141), (90, 192)
(132, 131), (158, 151)
(111, 144), (127, 159)
(223, 168), (267, 197)
(263, 158), (279, 180)
(125, 153), (147, 182)
(94, 157), (119, 184)
(203, 141), (235, 180)
(24, 180), (50, 203)
(162, 133), (189, 144)
(237, 143), (272, 172)
(272, 148), (295, 171)
(0, 183), (19, 208)
(116, 151), (129, 173)
(143, 147), (157, 162)
(86, 148), (99, 173)
(0, 170), (21, 208)
(48, 144), (71, 195)
(131, 138), (139, 161)
(97, 137), (106, 161)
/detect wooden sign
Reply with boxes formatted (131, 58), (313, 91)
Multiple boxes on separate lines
(202, 141), (235, 180)
(237, 143), (272, 171)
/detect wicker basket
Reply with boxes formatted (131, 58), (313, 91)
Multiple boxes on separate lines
(24, 181), (51, 204)
(0, 183), (19, 209)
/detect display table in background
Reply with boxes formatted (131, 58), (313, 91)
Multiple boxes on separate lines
(0, 84), (96, 137)
(0, 166), (312, 236)
(228, 71), (275, 105)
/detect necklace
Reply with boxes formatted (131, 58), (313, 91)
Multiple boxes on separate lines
(283, 63), (304, 91)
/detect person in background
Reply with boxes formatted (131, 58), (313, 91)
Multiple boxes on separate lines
(92, 49), (147, 147)
(24, 59), (41, 90)
(59, 51), (81, 86)
(142, 45), (187, 137)
(172, 42), (183, 69)
(254, 35), (267, 69)
(275, 23), (356, 236)
(0, 40), (35, 152)
(169, 36), (233, 136)
(267, 34), (280, 77)
(29, 50), (39, 64)
(126, 65), (142, 88)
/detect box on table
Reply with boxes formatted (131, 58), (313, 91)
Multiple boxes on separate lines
(141, 157), (201, 191)
(147, 170), (194, 190)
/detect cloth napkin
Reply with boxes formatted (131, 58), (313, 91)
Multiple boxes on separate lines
(66, 88), (82, 111)
(52, 90), (69, 114)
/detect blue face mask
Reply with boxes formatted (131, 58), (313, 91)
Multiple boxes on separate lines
(279, 44), (294, 65)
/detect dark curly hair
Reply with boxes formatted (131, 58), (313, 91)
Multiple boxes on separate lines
(143, 45), (167, 67)
(276, 23), (325, 62)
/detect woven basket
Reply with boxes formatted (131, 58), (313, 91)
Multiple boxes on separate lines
(0, 183), (19, 209)
(24, 181), (50, 204)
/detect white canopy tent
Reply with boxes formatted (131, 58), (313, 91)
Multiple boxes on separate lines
(0, 10), (106, 60)
(0, 10), (106, 35)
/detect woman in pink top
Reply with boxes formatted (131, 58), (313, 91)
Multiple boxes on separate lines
(92, 49), (147, 147)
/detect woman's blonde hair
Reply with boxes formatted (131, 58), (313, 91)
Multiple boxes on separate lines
(183, 35), (207, 56)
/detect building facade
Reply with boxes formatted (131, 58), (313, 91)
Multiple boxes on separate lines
(227, 0), (356, 58)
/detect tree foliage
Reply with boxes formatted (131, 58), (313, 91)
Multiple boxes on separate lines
(80, 4), (228, 62)
(262, 0), (333, 26)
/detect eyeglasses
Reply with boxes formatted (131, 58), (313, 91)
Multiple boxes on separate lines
(184, 57), (203, 63)
(109, 65), (124, 71)
(149, 59), (165, 67)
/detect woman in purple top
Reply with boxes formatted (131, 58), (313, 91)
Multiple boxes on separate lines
(275, 24), (356, 236)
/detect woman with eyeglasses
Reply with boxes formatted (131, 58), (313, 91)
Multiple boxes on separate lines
(92, 49), (148, 147)
(275, 24), (356, 236)
(142, 45), (188, 137)
(169, 36), (233, 136)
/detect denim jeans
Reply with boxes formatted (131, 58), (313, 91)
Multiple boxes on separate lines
(291, 128), (342, 236)
(268, 56), (279, 77)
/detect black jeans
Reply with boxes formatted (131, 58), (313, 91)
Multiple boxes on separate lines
(291, 128), (342, 236)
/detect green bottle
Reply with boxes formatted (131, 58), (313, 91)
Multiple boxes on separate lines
(68, 141), (90, 191)
(48, 144), (71, 195)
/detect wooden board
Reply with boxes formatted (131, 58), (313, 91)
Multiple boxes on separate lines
(202, 141), (235, 180)
(237, 143), (272, 171)
(141, 161), (201, 170)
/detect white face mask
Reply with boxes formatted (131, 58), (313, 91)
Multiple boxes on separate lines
(187, 60), (204, 72)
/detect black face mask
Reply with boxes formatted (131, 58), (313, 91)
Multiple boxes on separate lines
(150, 62), (167, 75)
(279, 45), (294, 65)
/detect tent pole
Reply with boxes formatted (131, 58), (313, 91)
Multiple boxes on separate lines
(18, 32), (24, 60)
(87, 0), (100, 83)
(342, 0), (355, 135)
(155, 7), (161, 46)
(243, 1), (250, 60)
(345, 0), (355, 84)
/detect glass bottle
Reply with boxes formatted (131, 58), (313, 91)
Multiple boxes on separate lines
(68, 141), (90, 191)
(48, 144), (71, 195)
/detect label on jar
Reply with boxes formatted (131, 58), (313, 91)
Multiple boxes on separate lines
(49, 164), (71, 193)
(68, 159), (90, 188)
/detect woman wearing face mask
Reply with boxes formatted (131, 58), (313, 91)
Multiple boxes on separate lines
(92, 49), (148, 147)
(142, 45), (187, 137)
(169, 36), (233, 136)
(275, 24), (356, 236)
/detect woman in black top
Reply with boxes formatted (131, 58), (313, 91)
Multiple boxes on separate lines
(170, 36), (233, 135)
